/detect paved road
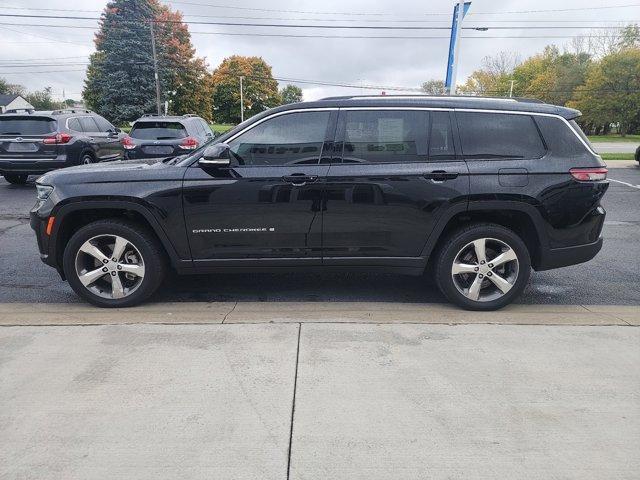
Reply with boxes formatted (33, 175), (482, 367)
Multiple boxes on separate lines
(592, 142), (639, 154)
(1, 165), (639, 305)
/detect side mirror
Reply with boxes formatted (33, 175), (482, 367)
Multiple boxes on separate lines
(199, 143), (231, 167)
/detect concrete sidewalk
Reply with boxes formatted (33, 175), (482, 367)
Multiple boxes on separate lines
(0, 301), (638, 326)
(0, 321), (638, 479)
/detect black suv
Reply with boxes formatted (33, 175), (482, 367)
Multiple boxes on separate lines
(31, 96), (609, 310)
(0, 109), (126, 184)
(122, 114), (214, 159)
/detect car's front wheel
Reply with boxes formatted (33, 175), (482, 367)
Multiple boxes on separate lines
(3, 174), (28, 185)
(435, 223), (531, 311)
(63, 219), (166, 307)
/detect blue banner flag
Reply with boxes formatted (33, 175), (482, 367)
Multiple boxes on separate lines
(444, 1), (472, 90)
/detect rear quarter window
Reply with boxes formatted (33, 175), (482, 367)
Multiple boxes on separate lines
(0, 117), (56, 135)
(535, 116), (592, 157)
(457, 112), (546, 160)
(130, 122), (187, 140)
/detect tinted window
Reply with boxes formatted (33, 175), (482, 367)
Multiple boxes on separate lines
(457, 112), (546, 159)
(429, 111), (456, 160)
(536, 116), (591, 157)
(340, 110), (428, 163)
(79, 116), (100, 133)
(68, 118), (82, 132)
(0, 118), (56, 135)
(130, 122), (187, 140)
(94, 116), (114, 132)
(228, 111), (330, 166)
(200, 120), (212, 136)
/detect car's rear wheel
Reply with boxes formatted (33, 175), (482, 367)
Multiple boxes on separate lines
(435, 223), (531, 311)
(3, 174), (28, 185)
(63, 219), (166, 307)
(81, 153), (94, 165)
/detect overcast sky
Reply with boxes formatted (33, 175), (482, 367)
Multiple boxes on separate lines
(1, 0), (638, 102)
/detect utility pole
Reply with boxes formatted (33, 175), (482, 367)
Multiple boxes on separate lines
(448, 0), (466, 95)
(509, 80), (515, 98)
(239, 76), (245, 122)
(149, 21), (162, 115)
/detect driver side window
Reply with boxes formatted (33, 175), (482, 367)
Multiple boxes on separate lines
(228, 111), (330, 166)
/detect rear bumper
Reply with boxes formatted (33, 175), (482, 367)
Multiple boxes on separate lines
(535, 237), (603, 271)
(0, 157), (69, 175)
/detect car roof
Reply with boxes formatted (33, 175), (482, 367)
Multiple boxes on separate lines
(133, 115), (202, 123)
(266, 95), (581, 119)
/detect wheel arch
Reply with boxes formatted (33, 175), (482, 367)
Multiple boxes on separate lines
(50, 199), (182, 275)
(422, 202), (547, 270)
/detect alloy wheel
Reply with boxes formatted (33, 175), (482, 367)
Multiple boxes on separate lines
(74, 234), (145, 300)
(451, 237), (519, 302)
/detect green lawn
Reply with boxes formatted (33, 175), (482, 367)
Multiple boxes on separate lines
(588, 134), (640, 143)
(211, 123), (235, 134)
(600, 153), (637, 160)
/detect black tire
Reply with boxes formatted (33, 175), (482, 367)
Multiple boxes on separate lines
(3, 174), (28, 185)
(63, 219), (166, 308)
(81, 152), (94, 165)
(434, 223), (531, 311)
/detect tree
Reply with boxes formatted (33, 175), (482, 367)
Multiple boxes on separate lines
(569, 48), (640, 136)
(154, 5), (212, 120)
(421, 80), (446, 95)
(210, 56), (280, 124)
(83, 0), (210, 125)
(25, 87), (61, 110)
(458, 52), (519, 96)
(280, 84), (303, 104)
(0, 78), (24, 96)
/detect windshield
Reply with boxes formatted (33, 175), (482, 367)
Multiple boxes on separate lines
(130, 122), (187, 140)
(0, 117), (56, 135)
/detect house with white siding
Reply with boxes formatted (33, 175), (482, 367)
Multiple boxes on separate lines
(0, 94), (35, 113)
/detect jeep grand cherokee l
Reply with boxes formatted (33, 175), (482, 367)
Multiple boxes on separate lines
(0, 109), (125, 184)
(31, 96), (609, 310)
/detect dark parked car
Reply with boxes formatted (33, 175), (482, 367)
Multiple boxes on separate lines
(31, 96), (609, 310)
(0, 109), (125, 184)
(635, 145), (639, 165)
(121, 114), (214, 159)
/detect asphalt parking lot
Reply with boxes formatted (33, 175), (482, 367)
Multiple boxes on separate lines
(1, 165), (638, 480)
(1, 163), (639, 306)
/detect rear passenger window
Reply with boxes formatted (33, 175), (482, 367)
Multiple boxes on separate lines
(536, 116), (591, 157)
(429, 112), (456, 160)
(94, 116), (114, 132)
(79, 117), (99, 133)
(340, 110), (428, 163)
(457, 112), (546, 159)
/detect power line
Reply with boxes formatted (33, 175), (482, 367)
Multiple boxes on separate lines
(0, 13), (635, 30)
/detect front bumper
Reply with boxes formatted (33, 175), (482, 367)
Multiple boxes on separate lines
(30, 210), (59, 273)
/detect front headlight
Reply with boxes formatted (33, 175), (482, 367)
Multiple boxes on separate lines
(36, 184), (54, 201)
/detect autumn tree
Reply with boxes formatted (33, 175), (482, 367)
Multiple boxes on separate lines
(569, 48), (640, 136)
(421, 79), (446, 95)
(458, 52), (519, 95)
(280, 84), (303, 104)
(210, 56), (280, 123)
(154, 5), (212, 120)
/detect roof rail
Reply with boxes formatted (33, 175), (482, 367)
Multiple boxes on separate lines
(141, 113), (161, 117)
(182, 114), (198, 117)
(51, 108), (92, 114)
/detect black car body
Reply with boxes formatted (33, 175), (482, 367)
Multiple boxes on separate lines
(122, 114), (214, 159)
(0, 109), (126, 184)
(31, 96), (609, 310)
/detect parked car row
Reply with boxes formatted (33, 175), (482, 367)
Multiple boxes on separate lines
(0, 110), (213, 184)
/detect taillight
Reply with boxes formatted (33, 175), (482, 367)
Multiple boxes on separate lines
(570, 167), (608, 182)
(179, 136), (198, 150)
(43, 133), (72, 144)
(120, 136), (136, 150)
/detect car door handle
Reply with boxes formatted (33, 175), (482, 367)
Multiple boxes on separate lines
(423, 170), (459, 182)
(282, 174), (318, 186)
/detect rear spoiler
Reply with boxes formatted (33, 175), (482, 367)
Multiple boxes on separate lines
(557, 106), (581, 120)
